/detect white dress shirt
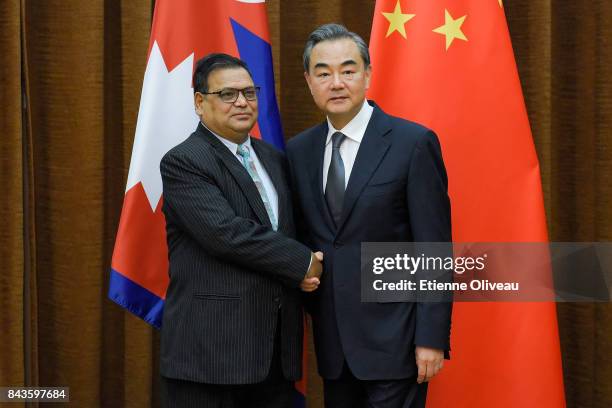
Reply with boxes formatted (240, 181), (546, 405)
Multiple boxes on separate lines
(204, 123), (279, 223)
(323, 100), (374, 191)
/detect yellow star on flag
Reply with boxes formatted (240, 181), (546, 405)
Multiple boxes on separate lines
(382, 0), (415, 39)
(499, 0), (503, 7)
(433, 9), (468, 50)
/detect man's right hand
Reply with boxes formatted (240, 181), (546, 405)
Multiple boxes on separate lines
(301, 252), (323, 292)
(307, 251), (323, 278)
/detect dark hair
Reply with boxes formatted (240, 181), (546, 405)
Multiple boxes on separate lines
(193, 53), (253, 94)
(303, 23), (370, 72)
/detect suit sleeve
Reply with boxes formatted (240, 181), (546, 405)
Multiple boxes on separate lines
(160, 150), (312, 288)
(407, 130), (453, 355)
(286, 146), (312, 248)
(286, 144), (317, 314)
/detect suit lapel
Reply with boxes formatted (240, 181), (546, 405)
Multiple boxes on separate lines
(336, 107), (392, 234)
(197, 124), (272, 228)
(309, 123), (337, 233)
(250, 138), (287, 232)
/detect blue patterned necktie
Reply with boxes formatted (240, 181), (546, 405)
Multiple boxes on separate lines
(236, 144), (278, 231)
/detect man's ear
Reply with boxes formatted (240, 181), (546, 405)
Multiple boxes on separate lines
(364, 65), (372, 90)
(304, 71), (314, 95)
(194, 92), (205, 116)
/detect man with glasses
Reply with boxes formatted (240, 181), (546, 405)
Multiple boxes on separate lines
(286, 24), (452, 407)
(159, 53), (323, 407)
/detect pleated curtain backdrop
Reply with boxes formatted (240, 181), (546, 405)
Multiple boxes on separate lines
(0, 1), (610, 407)
(2, 1), (159, 407)
(1, 0), (25, 401)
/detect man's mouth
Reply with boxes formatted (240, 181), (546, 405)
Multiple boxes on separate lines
(329, 96), (348, 102)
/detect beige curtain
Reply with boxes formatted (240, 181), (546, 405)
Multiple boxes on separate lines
(0, 1), (609, 407)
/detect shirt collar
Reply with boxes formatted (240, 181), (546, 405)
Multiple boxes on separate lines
(202, 121), (251, 155)
(326, 100), (374, 146)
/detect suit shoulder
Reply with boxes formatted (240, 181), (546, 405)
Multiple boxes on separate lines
(166, 128), (213, 156)
(386, 114), (432, 137)
(251, 137), (285, 161)
(160, 131), (216, 176)
(379, 112), (440, 148)
(286, 122), (325, 153)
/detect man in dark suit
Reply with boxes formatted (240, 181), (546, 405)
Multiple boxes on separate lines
(159, 53), (323, 408)
(286, 24), (452, 408)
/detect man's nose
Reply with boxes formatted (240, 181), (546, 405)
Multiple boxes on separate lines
(331, 73), (345, 89)
(234, 91), (248, 106)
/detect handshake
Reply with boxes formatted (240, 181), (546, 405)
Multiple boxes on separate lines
(301, 251), (324, 292)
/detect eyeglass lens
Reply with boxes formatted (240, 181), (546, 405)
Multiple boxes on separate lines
(219, 87), (258, 102)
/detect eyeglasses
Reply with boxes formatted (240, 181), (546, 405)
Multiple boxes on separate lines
(202, 86), (260, 103)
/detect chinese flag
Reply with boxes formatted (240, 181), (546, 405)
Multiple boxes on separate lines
(368, 1), (565, 407)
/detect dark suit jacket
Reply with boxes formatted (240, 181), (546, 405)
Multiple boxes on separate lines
(159, 123), (312, 384)
(286, 101), (452, 381)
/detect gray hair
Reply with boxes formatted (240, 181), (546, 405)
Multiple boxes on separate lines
(303, 23), (370, 72)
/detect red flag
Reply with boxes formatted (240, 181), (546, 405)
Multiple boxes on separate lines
(368, 1), (565, 406)
(108, 2), (285, 320)
(109, 0), (284, 325)
(108, 1), (306, 404)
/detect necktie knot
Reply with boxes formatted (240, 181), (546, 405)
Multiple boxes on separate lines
(237, 144), (251, 160)
(331, 132), (346, 150)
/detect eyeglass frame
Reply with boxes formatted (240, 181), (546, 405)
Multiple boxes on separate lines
(200, 86), (261, 104)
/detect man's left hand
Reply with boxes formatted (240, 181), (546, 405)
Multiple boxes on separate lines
(415, 346), (444, 383)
